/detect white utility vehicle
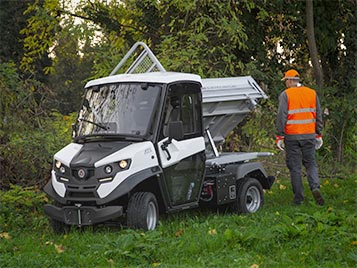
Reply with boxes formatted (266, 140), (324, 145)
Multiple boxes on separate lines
(44, 42), (274, 232)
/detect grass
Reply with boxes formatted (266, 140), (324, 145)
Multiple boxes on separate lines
(0, 174), (356, 268)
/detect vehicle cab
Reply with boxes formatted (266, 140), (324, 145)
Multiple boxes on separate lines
(44, 71), (207, 231)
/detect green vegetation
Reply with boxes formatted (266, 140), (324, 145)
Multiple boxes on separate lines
(0, 1), (356, 266)
(1, 0), (356, 189)
(1, 175), (356, 268)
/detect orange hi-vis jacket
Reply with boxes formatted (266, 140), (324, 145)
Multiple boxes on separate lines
(285, 86), (316, 135)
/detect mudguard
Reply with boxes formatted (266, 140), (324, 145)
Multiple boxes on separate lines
(225, 162), (275, 189)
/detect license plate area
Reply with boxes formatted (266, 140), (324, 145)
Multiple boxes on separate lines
(63, 206), (95, 226)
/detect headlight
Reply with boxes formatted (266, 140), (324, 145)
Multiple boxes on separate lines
(55, 160), (62, 169)
(104, 165), (113, 174)
(119, 160), (128, 169)
(54, 160), (67, 175)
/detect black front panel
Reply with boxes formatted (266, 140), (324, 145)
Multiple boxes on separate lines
(70, 141), (131, 168)
(54, 141), (132, 202)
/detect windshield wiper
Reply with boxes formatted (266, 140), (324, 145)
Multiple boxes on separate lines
(73, 134), (145, 143)
(79, 118), (108, 130)
(73, 135), (87, 143)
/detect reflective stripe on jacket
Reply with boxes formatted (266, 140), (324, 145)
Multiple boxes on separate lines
(285, 86), (316, 135)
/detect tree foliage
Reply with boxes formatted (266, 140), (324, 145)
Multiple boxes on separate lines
(0, 1), (29, 66)
(0, 0), (355, 188)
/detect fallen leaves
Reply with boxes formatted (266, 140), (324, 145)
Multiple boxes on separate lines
(208, 229), (217, 235)
(54, 244), (65, 253)
(175, 229), (183, 237)
(45, 240), (65, 253)
(0, 232), (11, 240)
(279, 184), (287, 190)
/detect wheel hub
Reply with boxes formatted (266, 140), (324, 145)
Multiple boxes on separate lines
(245, 186), (261, 212)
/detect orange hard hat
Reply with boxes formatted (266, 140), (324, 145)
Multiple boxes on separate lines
(281, 69), (300, 81)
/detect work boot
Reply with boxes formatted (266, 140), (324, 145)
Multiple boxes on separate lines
(292, 198), (304, 206)
(292, 201), (303, 206)
(312, 189), (325, 206)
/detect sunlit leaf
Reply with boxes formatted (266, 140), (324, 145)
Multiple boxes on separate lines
(175, 229), (183, 237)
(208, 229), (217, 235)
(55, 244), (65, 253)
(0, 232), (11, 240)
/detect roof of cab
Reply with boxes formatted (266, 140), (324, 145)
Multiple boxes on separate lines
(85, 72), (202, 88)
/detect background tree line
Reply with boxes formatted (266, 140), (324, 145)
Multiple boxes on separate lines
(0, 0), (355, 189)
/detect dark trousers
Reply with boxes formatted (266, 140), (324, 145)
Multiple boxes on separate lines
(285, 139), (320, 202)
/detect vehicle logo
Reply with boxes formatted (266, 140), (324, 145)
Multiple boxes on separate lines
(78, 169), (86, 179)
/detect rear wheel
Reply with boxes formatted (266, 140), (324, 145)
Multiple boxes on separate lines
(127, 192), (159, 231)
(234, 177), (264, 213)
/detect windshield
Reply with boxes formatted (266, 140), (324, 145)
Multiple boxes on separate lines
(76, 83), (162, 138)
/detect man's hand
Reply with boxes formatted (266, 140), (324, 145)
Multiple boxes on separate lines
(315, 135), (323, 150)
(276, 135), (285, 151)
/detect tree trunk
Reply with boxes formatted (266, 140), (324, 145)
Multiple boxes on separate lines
(306, 0), (324, 88)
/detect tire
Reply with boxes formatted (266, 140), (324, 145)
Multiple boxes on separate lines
(235, 177), (264, 213)
(49, 201), (70, 234)
(127, 192), (159, 231)
(50, 218), (70, 234)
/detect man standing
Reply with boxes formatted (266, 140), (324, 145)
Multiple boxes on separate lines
(276, 69), (325, 206)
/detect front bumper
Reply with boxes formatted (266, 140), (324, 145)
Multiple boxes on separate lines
(44, 204), (123, 226)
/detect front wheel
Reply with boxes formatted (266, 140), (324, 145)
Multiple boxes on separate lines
(50, 218), (70, 234)
(48, 202), (70, 234)
(127, 192), (159, 231)
(234, 177), (264, 213)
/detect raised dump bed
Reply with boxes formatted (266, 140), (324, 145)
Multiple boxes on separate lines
(201, 76), (267, 146)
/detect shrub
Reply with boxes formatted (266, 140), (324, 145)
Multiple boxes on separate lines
(0, 185), (47, 232)
(0, 112), (76, 189)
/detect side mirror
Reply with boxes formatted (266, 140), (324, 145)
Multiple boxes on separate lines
(168, 121), (184, 141)
(161, 121), (184, 161)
